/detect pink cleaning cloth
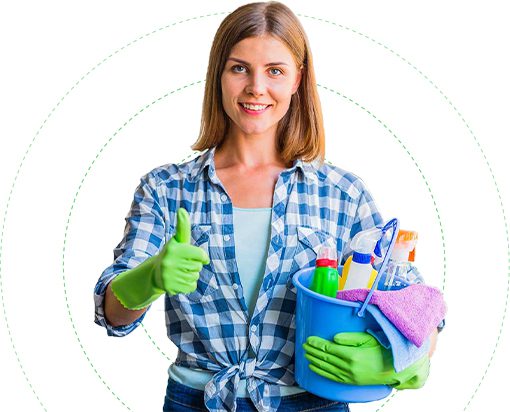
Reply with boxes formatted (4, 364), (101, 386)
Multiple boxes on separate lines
(336, 284), (447, 347)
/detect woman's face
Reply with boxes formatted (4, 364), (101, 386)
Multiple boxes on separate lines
(221, 34), (302, 139)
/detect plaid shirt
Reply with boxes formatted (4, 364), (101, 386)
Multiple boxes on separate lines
(94, 146), (383, 412)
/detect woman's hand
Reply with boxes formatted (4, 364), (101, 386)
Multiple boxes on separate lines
(302, 332), (429, 389)
(428, 328), (439, 358)
(110, 208), (210, 310)
(153, 208), (210, 295)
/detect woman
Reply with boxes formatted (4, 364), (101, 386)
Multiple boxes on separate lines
(94, 2), (434, 411)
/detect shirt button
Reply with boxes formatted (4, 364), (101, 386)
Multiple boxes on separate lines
(221, 194), (228, 202)
(250, 325), (257, 332)
(224, 234), (230, 241)
(265, 277), (273, 289)
(233, 283), (238, 290)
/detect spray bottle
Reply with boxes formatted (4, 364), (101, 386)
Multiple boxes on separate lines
(310, 246), (339, 298)
(339, 227), (382, 290)
(380, 230), (423, 290)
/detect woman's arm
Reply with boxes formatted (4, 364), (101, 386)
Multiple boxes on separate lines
(104, 281), (149, 327)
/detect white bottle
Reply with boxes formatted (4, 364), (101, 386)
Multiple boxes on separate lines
(339, 227), (381, 290)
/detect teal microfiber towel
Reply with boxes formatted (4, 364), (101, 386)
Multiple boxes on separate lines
(365, 305), (430, 372)
(337, 284), (447, 347)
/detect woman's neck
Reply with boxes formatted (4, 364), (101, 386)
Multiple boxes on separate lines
(215, 133), (288, 171)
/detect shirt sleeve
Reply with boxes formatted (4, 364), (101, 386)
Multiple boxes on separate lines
(340, 181), (384, 265)
(94, 173), (166, 337)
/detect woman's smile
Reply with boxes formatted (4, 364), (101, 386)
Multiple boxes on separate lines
(238, 102), (273, 115)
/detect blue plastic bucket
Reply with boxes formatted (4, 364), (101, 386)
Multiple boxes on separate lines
(292, 266), (393, 402)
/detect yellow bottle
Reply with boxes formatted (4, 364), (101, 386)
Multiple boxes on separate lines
(338, 227), (381, 291)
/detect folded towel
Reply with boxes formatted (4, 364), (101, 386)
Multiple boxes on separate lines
(364, 305), (430, 372)
(336, 284), (447, 347)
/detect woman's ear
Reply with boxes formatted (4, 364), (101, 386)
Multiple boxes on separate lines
(292, 66), (303, 94)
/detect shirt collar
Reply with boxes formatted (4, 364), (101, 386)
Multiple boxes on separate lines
(188, 146), (317, 183)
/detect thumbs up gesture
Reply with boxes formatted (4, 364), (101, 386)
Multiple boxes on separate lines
(111, 208), (210, 310)
(153, 208), (210, 295)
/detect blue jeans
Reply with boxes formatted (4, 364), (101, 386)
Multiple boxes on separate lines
(163, 377), (350, 411)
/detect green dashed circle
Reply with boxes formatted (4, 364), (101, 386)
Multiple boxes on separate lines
(0, 9), (507, 412)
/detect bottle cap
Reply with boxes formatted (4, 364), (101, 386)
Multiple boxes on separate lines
(353, 251), (372, 264)
(316, 246), (338, 268)
(392, 230), (418, 262)
(396, 230), (418, 243)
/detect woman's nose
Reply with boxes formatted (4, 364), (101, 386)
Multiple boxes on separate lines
(245, 71), (267, 96)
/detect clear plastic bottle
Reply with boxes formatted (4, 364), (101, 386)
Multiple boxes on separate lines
(380, 230), (423, 290)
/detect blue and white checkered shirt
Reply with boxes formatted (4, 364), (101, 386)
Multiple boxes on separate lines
(94, 146), (383, 412)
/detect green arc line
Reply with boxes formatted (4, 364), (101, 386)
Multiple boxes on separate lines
(0, 10), (506, 412)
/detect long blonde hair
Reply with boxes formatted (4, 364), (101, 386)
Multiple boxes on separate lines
(191, 1), (325, 164)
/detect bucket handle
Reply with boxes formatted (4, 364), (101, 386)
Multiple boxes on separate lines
(356, 218), (400, 317)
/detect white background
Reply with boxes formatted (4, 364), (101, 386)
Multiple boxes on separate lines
(1, 0), (509, 411)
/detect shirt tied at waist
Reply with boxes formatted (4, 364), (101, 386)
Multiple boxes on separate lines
(204, 357), (282, 412)
(239, 358), (256, 379)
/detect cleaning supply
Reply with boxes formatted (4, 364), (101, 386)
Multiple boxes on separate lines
(111, 208), (210, 309)
(293, 219), (400, 402)
(380, 230), (423, 290)
(363, 307), (430, 373)
(303, 332), (430, 389)
(339, 227), (382, 291)
(310, 246), (339, 298)
(336, 284), (447, 347)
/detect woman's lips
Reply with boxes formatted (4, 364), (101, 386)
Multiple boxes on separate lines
(238, 103), (272, 115)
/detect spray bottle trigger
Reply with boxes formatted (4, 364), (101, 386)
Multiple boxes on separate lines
(374, 238), (383, 258)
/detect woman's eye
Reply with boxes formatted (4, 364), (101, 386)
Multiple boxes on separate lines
(232, 65), (246, 73)
(269, 68), (283, 76)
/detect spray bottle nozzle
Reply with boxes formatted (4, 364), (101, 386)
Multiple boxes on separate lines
(373, 219), (401, 258)
(316, 245), (338, 268)
(350, 226), (383, 256)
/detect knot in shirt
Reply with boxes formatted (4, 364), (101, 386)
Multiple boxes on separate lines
(238, 357), (256, 379)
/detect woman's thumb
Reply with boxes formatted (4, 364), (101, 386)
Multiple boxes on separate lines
(174, 208), (191, 244)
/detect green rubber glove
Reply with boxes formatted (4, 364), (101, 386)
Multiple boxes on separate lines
(302, 332), (429, 389)
(111, 208), (210, 310)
